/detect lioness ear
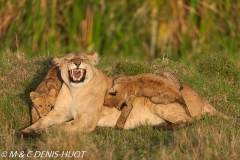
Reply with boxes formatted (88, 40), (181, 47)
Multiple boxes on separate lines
(30, 92), (39, 101)
(53, 56), (65, 68)
(88, 52), (99, 65)
(48, 89), (56, 97)
(107, 88), (117, 95)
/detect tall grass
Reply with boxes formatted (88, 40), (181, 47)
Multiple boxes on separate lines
(0, 0), (239, 64)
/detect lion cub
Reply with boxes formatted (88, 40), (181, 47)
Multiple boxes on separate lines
(104, 72), (190, 129)
(30, 65), (62, 123)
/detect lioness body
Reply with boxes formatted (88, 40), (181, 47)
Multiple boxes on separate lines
(30, 66), (62, 123)
(104, 73), (190, 129)
(19, 52), (232, 136)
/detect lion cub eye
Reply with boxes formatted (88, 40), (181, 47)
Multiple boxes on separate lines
(109, 92), (117, 96)
(108, 93), (116, 98)
(39, 105), (43, 108)
(47, 104), (52, 108)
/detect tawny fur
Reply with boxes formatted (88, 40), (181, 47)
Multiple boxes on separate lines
(104, 72), (191, 129)
(18, 52), (234, 137)
(30, 66), (62, 123)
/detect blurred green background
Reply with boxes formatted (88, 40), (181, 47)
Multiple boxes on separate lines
(0, 0), (239, 65)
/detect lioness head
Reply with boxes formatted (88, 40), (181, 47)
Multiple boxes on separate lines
(53, 52), (98, 88)
(30, 89), (56, 117)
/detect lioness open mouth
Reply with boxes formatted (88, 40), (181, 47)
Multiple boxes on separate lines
(68, 68), (86, 83)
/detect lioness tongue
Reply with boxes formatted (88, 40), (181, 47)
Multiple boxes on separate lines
(73, 70), (81, 79)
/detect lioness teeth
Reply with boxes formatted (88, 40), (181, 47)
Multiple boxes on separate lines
(80, 69), (84, 79)
(69, 68), (85, 81)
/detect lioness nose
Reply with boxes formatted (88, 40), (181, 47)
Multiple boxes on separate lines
(74, 61), (81, 68)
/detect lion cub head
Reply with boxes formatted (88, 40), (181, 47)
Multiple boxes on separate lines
(104, 77), (130, 109)
(53, 52), (98, 88)
(30, 89), (56, 123)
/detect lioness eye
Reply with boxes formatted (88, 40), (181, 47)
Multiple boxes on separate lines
(39, 105), (42, 108)
(82, 58), (88, 62)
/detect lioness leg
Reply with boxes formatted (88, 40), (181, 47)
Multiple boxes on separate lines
(149, 102), (193, 130)
(18, 109), (71, 137)
(150, 94), (191, 117)
(54, 115), (97, 133)
(115, 102), (133, 129)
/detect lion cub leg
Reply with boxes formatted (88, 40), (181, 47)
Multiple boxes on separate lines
(150, 93), (176, 104)
(115, 101), (133, 129)
(177, 96), (191, 117)
(31, 107), (40, 124)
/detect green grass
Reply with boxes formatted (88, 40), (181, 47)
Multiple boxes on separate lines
(0, 51), (239, 159)
(197, 53), (240, 84)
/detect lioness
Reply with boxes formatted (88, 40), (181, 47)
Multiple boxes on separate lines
(18, 52), (233, 136)
(30, 66), (62, 123)
(104, 72), (191, 129)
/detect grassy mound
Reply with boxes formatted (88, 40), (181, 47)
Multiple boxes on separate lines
(0, 51), (239, 159)
(197, 53), (240, 84)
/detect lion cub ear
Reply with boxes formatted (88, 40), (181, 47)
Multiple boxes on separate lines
(48, 89), (56, 97)
(30, 92), (39, 101)
(107, 88), (117, 95)
(53, 56), (65, 68)
(88, 52), (99, 65)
